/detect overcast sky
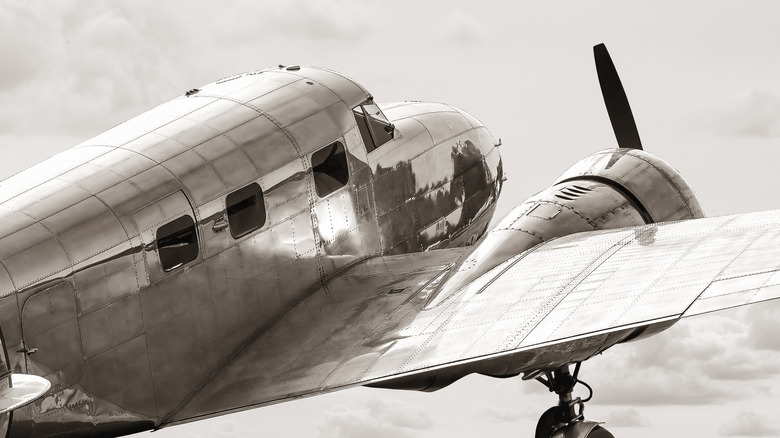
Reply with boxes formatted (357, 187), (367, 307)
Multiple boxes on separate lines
(3, 1), (780, 437)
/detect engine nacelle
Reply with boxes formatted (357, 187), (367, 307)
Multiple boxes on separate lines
(554, 148), (703, 223)
(424, 148), (703, 310)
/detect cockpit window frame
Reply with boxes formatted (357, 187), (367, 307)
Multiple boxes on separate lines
(352, 100), (394, 153)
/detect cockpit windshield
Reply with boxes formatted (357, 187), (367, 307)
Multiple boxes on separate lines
(353, 99), (394, 153)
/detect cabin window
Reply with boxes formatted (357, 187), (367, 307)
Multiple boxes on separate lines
(226, 183), (266, 238)
(352, 101), (394, 152)
(157, 215), (198, 271)
(312, 141), (349, 197)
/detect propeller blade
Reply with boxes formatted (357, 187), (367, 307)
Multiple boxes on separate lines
(594, 43), (643, 150)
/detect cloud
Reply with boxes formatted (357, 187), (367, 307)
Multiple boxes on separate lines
(719, 411), (780, 437)
(585, 309), (780, 406)
(473, 402), (525, 423)
(744, 301), (780, 351)
(317, 396), (433, 438)
(604, 407), (650, 427)
(698, 87), (780, 138)
(436, 10), (487, 45)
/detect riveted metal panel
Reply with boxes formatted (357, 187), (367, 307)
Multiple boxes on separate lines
(343, 125), (368, 164)
(264, 170), (309, 226)
(102, 166), (181, 217)
(412, 111), (468, 145)
(192, 134), (239, 162)
(22, 282), (82, 390)
(161, 149), (211, 178)
(0, 149), (99, 203)
(285, 102), (354, 156)
(0, 206), (36, 240)
(200, 104), (260, 134)
(198, 197), (229, 259)
(382, 101), (458, 120)
(45, 197), (128, 265)
(289, 209), (318, 262)
(47, 146), (114, 181)
(202, 71), (300, 103)
(4, 232), (71, 289)
(212, 148), (258, 190)
(0, 263), (14, 298)
(0, 223), (53, 261)
(90, 148), (157, 179)
(74, 251), (139, 316)
(223, 115), (299, 175)
(181, 98), (241, 127)
(260, 83), (341, 128)
(82, 97), (219, 148)
(178, 163), (227, 206)
(260, 159), (306, 193)
(14, 181), (92, 222)
(314, 189), (358, 249)
(80, 294), (143, 359)
(247, 78), (315, 113)
(82, 334), (155, 417)
(369, 118), (431, 168)
(124, 135), (189, 164)
(294, 67), (370, 108)
(155, 117), (221, 148)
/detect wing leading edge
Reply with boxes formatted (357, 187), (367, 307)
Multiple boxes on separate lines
(164, 209), (780, 426)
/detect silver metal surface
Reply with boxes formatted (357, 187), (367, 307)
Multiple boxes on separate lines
(0, 63), (775, 438)
(169, 209), (780, 425)
(0, 66), (500, 436)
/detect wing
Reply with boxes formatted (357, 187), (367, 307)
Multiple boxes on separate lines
(164, 210), (780, 425)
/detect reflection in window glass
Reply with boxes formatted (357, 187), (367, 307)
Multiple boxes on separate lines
(157, 215), (198, 271)
(226, 183), (266, 238)
(312, 141), (349, 197)
(352, 103), (394, 152)
(361, 102), (394, 147)
(353, 110), (376, 153)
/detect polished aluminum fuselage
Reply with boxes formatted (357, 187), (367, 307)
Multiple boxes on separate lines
(0, 67), (501, 436)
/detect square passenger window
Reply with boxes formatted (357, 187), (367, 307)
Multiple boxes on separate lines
(157, 215), (198, 271)
(312, 141), (349, 197)
(226, 183), (266, 239)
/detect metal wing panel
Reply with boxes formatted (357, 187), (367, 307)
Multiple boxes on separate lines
(169, 210), (780, 425)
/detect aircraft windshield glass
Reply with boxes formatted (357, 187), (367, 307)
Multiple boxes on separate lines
(352, 100), (394, 152)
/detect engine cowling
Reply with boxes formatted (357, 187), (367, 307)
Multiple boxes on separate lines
(425, 148), (704, 310)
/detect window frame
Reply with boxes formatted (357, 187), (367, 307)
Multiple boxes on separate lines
(352, 101), (394, 152)
(226, 183), (267, 239)
(156, 214), (199, 272)
(311, 141), (350, 198)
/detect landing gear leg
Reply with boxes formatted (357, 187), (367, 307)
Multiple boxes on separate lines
(534, 363), (614, 438)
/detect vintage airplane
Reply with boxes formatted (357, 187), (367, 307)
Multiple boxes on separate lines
(0, 43), (774, 438)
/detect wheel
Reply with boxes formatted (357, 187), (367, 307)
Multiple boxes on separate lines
(535, 406), (568, 438)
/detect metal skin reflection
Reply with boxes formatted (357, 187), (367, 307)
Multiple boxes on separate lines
(0, 66), (503, 436)
(0, 62), (720, 438)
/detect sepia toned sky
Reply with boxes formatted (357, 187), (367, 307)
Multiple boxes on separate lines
(3, 1), (780, 437)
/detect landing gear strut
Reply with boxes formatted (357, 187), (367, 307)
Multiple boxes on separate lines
(533, 363), (614, 438)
